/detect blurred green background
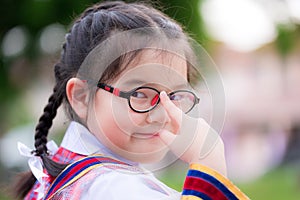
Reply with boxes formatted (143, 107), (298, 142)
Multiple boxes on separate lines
(1, 0), (300, 199)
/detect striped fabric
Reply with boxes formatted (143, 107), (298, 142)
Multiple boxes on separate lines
(44, 155), (130, 199)
(181, 164), (250, 200)
(25, 147), (249, 200)
(24, 147), (85, 200)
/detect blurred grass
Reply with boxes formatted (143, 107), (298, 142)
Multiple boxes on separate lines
(0, 193), (10, 200)
(237, 165), (300, 200)
(1, 164), (299, 199)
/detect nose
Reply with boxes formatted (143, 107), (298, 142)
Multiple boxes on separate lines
(146, 103), (170, 124)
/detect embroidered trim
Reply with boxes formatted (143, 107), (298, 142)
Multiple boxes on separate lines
(182, 164), (250, 200)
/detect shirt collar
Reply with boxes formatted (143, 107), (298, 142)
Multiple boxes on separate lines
(60, 121), (138, 166)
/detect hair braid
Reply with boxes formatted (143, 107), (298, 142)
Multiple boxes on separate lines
(13, 64), (69, 198)
(34, 84), (63, 155)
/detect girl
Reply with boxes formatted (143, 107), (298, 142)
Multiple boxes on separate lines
(15, 1), (249, 199)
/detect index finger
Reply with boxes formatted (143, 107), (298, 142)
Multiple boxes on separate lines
(160, 91), (183, 127)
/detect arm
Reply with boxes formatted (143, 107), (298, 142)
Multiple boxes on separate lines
(158, 91), (250, 200)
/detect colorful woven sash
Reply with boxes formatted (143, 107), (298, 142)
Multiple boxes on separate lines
(181, 164), (250, 200)
(44, 155), (130, 200)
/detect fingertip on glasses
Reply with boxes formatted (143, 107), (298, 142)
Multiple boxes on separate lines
(160, 91), (168, 101)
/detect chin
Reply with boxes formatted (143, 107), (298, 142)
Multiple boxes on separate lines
(123, 149), (169, 164)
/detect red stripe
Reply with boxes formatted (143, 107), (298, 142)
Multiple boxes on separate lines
(46, 156), (130, 199)
(91, 157), (128, 165)
(151, 94), (159, 106)
(49, 156), (128, 195)
(113, 88), (120, 96)
(184, 177), (228, 200)
(52, 147), (84, 163)
(104, 86), (110, 91)
(50, 159), (94, 193)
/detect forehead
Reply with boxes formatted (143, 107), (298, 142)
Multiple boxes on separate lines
(115, 49), (188, 88)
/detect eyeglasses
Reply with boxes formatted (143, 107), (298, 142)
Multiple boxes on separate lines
(97, 82), (200, 113)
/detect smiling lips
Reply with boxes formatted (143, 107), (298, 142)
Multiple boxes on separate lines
(132, 132), (160, 139)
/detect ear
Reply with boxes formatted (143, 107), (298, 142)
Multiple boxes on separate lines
(66, 78), (89, 120)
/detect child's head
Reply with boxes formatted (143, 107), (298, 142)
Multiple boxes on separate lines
(35, 1), (199, 166)
(15, 1), (205, 198)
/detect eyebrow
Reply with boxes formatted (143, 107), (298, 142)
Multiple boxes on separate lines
(121, 79), (146, 86)
(121, 79), (189, 90)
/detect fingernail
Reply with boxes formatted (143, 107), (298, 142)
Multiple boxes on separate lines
(160, 91), (167, 100)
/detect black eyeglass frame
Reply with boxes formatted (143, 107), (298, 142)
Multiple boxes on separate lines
(97, 82), (200, 114)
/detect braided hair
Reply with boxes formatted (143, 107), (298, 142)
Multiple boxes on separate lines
(14, 1), (194, 198)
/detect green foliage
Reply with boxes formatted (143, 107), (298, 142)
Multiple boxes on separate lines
(158, 164), (187, 191)
(0, 0), (101, 133)
(157, 0), (207, 43)
(276, 24), (297, 57)
(0, 193), (10, 200)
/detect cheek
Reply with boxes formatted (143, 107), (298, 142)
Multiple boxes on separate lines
(111, 109), (148, 134)
(89, 91), (147, 136)
(86, 92), (115, 134)
(87, 95), (126, 147)
(128, 111), (147, 127)
(110, 97), (148, 131)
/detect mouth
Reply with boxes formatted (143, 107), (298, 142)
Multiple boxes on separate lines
(132, 132), (160, 139)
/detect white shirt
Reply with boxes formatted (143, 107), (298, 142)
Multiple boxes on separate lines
(60, 121), (181, 200)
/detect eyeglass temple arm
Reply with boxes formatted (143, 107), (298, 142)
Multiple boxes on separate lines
(97, 83), (129, 98)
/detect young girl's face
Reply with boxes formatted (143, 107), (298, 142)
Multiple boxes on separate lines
(86, 50), (188, 163)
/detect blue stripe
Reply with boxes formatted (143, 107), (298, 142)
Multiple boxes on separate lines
(53, 157), (95, 184)
(45, 156), (126, 198)
(183, 189), (212, 200)
(46, 158), (98, 198)
(51, 156), (122, 188)
(187, 170), (238, 200)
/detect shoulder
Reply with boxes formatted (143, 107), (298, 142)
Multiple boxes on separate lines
(79, 164), (179, 199)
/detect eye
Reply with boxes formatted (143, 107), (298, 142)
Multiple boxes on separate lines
(169, 94), (184, 101)
(131, 91), (147, 98)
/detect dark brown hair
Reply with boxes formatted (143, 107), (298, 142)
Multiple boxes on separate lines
(14, 1), (197, 198)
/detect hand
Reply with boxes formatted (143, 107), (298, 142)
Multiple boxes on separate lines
(158, 91), (227, 176)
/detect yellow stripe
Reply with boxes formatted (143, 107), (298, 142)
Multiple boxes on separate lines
(189, 164), (250, 200)
(47, 164), (103, 199)
(181, 195), (203, 200)
(60, 164), (103, 190)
